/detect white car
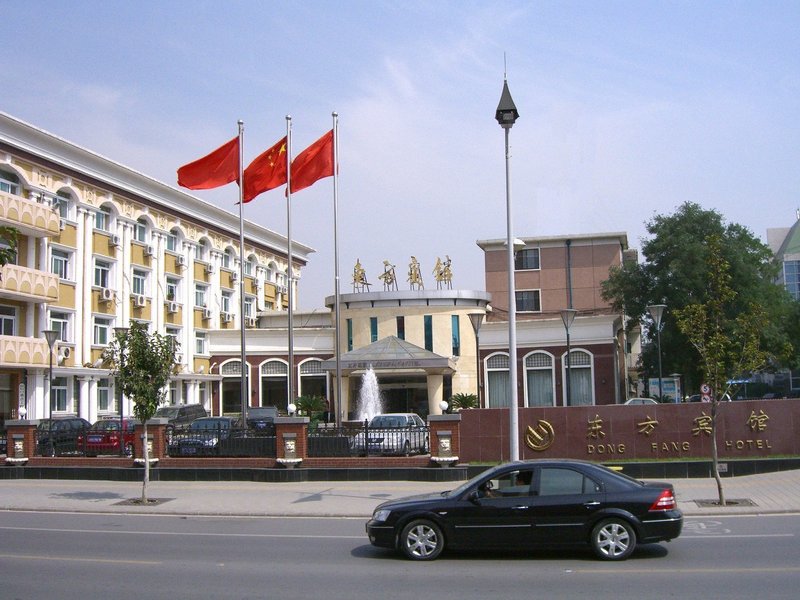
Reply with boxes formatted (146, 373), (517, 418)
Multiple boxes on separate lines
(624, 397), (658, 405)
(351, 413), (429, 456)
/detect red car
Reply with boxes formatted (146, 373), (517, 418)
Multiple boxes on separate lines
(79, 419), (136, 457)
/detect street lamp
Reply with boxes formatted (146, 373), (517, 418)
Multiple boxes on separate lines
(114, 327), (129, 456)
(496, 76), (520, 461)
(647, 304), (666, 401)
(560, 309), (578, 406)
(468, 312), (484, 407)
(43, 328), (59, 456)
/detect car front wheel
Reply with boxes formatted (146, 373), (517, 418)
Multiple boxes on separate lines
(400, 519), (444, 561)
(590, 518), (636, 560)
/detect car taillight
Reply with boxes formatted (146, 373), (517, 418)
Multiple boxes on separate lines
(649, 489), (676, 511)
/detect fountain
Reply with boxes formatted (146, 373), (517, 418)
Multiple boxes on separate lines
(356, 365), (384, 422)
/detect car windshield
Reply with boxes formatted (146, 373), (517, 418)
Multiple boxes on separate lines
(92, 421), (120, 431)
(369, 416), (405, 428)
(189, 419), (230, 430)
(155, 407), (180, 418)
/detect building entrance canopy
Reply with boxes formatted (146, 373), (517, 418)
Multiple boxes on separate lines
(321, 336), (456, 375)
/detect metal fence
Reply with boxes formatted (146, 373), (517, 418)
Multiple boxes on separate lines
(166, 427), (277, 458)
(309, 422), (430, 457)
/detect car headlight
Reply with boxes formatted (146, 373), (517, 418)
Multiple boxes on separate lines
(372, 509), (392, 523)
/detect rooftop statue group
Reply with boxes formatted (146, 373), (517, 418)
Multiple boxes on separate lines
(352, 256), (453, 293)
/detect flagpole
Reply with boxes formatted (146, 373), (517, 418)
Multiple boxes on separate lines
(285, 115), (295, 410)
(237, 120), (248, 423)
(332, 112), (342, 426)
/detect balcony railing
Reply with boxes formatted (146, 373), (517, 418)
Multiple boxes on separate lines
(0, 190), (61, 237)
(0, 335), (53, 368)
(0, 263), (59, 302)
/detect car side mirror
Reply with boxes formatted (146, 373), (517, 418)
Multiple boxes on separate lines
(467, 490), (481, 504)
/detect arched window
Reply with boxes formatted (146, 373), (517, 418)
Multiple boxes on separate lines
(299, 359), (327, 401)
(261, 360), (289, 409)
(485, 353), (510, 408)
(95, 205), (113, 232)
(196, 238), (210, 262)
(525, 351), (555, 407)
(54, 190), (73, 220)
(166, 227), (181, 253)
(134, 217), (149, 243)
(562, 349), (594, 406)
(223, 247), (236, 270)
(0, 169), (20, 195)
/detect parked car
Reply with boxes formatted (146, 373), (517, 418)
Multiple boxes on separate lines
(78, 419), (136, 457)
(352, 413), (428, 456)
(36, 417), (92, 456)
(366, 459), (683, 561)
(154, 403), (207, 432)
(243, 406), (279, 433)
(168, 416), (236, 456)
(624, 397), (658, 405)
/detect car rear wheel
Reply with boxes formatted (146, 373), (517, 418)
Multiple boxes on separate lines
(400, 519), (444, 561)
(591, 518), (636, 560)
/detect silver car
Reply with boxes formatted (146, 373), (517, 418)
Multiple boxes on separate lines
(352, 413), (429, 456)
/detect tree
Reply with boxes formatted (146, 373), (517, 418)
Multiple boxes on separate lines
(601, 202), (793, 395)
(104, 322), (177, 503)
(0, 226), (19, 271)
(448, 393), (478, 412)
(674, 234), (777, 506)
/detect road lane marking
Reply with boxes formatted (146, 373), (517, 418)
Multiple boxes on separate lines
(0, 553), (160, 565)
(0, 526), (363, 539)
(570, 567), (800, 575)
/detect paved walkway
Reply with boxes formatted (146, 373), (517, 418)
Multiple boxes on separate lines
(2, 470), (799, 517)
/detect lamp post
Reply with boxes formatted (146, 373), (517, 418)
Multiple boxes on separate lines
(496, 76), (520, 461)
(468, 312), (484, 407)
(114, 327), (129, 456)
(43, 328), (59, 456)
(560, 309), (578, 406)
(647, 304), (666, 401)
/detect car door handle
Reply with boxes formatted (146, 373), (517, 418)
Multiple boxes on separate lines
(584, 501), (601, 508)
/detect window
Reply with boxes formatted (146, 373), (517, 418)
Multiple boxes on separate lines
(195, 284), (208, 307)
(166, 229), (179, 253)
(49, 311), (70, 343)
(93, 317), (112, 345)
(516, 290), (541, 313)
(132, 269), (147, 296)
(0, 171), (20, 194)
(539, 468), (600, 496)
(134, 218), (148, 243)
(299, 359), (326, 399)
(515, 248), (540, 270)
(195, 331), (207, 355)
(0, 237), (17, 265)
(564, 349), (593, 406)
(486, 353), (510, 408)
(196, 239), (209, 262)
(424, 315), (433, 352)
(54, 191), (71, 219)
(244, 257), (255, 276)
(95, 206), (112, 232)
(244, 297), (254, 318)
(94, 259), (111, 288)
(525, 352), (554, 407)
(0, 306), (15, 335)
(52, 377), (68, 412)
(347, 319), (353, 351)
(396, 316), (405, 340)
(51, 248), (70, 280)
(784, 260), (800, 301)
(451, 315), (461, 357)
(166, 276), (180, 302)
(97, 379), (112, 412)
(479, 469), (534, 498)
(261, 360), (289, 409)
(370, 317), (378, 343)
(221, 292), (233, 314)
(197, 382), (208, 407)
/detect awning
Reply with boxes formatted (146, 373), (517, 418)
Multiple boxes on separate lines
(320, 336), (456, 375)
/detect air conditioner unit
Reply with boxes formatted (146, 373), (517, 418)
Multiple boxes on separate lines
(247, 317), (257, 327)
(206, 263), (216, 274)
(58, 347), (71, 362)
(221, 312), (232, 323)
(231, 271), (239, 283)
(175, 352), (184, 364)
(167, 301), (179, 313)
(133, 294), (146, 308)
(145, 244), (155, 257)
(110, 234), (121, 247)
(202, 308), (213, 320)
(100, 288), (114, 302)
(176, 255), (187, 267)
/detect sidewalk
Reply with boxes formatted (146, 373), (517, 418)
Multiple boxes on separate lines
(2, 470), (799, 517)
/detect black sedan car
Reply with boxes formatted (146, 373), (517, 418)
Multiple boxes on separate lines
(366, 459), (683, 561)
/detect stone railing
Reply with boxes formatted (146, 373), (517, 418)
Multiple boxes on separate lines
(0, 190), (61, 236)
(0, 335), (53, 368)
(0, 263), (60, 302)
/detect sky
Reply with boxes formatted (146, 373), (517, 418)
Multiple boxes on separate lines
(5, 1), (800, 309)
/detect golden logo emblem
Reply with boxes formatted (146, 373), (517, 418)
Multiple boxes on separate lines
(525, 420), (555, 452)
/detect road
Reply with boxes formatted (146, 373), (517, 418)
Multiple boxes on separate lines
(1, 511), (798, 599)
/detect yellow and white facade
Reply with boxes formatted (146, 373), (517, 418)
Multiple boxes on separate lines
(0, 112), (312, 426)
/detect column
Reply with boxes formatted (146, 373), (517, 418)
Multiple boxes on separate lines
(427, 373), (444, 415)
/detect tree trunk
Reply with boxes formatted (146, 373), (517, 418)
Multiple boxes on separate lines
(141, 420), (149, 503)
(711, 401), (726, 506)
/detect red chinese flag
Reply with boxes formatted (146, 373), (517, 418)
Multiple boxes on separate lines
(290, 130), (334, 194)
(177, 136), (239, 190)
(243, 136), (288, 202)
